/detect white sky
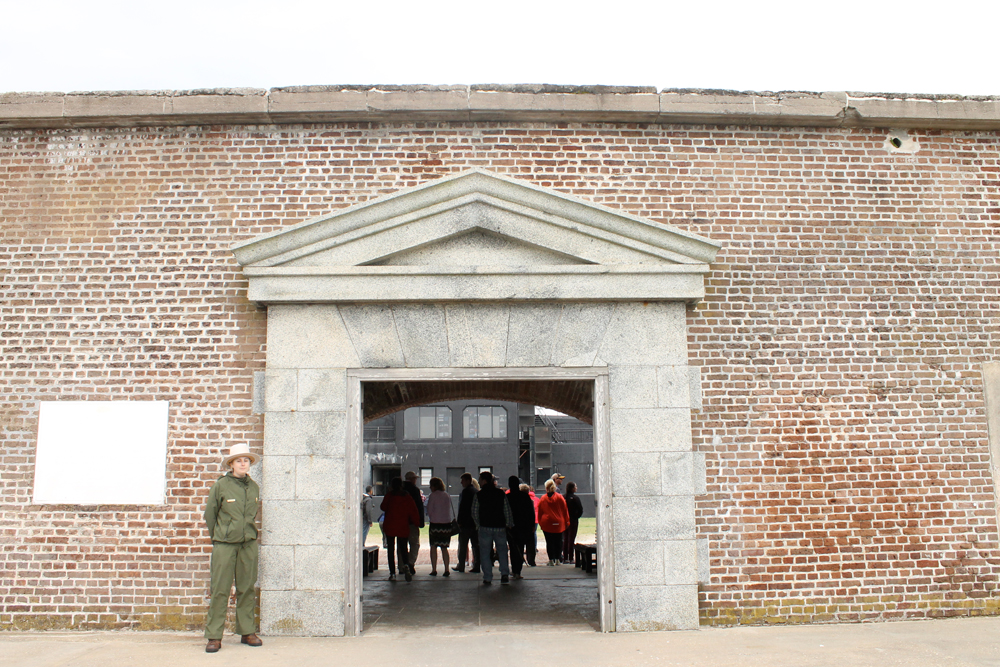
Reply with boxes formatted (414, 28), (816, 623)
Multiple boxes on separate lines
(2, 0), (997, 96)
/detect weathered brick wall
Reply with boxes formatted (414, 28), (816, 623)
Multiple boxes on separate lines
(1, 121), (998, 629)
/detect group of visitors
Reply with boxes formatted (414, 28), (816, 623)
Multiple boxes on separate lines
(371, 469), (584, 586)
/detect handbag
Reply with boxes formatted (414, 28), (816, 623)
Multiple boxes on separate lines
(450, 519), (461, 535)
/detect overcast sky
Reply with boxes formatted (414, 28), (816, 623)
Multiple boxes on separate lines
(2, 0), (997, 96)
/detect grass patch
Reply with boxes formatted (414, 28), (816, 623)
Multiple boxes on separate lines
(365, 517), (596, 546)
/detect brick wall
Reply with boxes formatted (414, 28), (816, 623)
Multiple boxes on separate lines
(1, 121), (998, 629)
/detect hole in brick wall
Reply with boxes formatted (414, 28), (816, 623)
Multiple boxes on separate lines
(886, 130), (918, 154)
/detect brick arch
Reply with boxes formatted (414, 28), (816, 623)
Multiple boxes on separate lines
(363, 379), (594, 424)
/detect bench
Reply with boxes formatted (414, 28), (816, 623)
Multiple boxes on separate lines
(363, 546), (379, 576)
(574, 543), (597, 573)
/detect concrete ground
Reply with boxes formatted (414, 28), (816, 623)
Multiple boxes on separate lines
(3, 616), (998, 667)
(6, 543), (997, 667)
(8, 543), (997, 666)
(363, 559), (600, 631)
(360, 557), (997, 667)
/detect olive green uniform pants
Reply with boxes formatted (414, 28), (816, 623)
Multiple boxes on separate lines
(205, 539), (258, 639)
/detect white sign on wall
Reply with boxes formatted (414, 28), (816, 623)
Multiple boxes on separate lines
(33, 401), (170, 505)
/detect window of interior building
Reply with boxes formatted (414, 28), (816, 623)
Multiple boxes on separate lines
(446, 467), (464, 494)
(420, 467), (433, 486)
(402, 406), (452, 440)
(462, 406), (507, 439)
(479, 466), (493, 475)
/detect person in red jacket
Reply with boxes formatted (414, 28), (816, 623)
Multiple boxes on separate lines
(520, 483), (539, 566)
(380, 477), (419, 582)
(536, 479), (571, 566)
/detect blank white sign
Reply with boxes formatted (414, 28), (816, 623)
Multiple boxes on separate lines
(33, 401), (170, 505)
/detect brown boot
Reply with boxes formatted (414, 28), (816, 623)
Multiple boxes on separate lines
(205, 639), (222, 653)
(241, 633), (263, 647)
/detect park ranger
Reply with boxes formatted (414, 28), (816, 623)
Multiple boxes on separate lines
(203, 443), (262, 653)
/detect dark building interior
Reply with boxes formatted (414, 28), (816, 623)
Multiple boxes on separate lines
(363, 400), (595, 517)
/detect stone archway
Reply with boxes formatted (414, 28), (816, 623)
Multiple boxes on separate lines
(348, 367), (611, 633)
(234, 169), (721, 636)
(362, 378), (595, 423)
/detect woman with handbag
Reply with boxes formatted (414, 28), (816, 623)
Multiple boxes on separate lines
(425, 476), (455, 576)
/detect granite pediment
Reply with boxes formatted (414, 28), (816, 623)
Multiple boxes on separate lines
(232, 169), (721, 304)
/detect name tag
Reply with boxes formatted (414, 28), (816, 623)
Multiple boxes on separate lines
(226, 498), (236, 503)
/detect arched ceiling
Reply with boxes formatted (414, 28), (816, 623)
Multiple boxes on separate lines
(363, 379), (594, 424)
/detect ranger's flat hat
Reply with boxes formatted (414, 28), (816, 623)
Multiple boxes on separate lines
(224, 443), (259, 467)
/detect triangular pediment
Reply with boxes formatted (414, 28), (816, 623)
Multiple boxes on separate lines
(233, 170), (722, 304)
(367, 228), (588, 266)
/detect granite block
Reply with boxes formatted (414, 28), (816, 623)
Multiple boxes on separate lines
(613, 540), (665, 586)
(260, 589), (345, 636)
(261, 500), (345, 546)
(656, 365), (692, 408)
(264, 411), (346, 456)
(258, 544), (294, 591)
(611, 452), (662, 497)
(267, 305), (360, 369)
(506, 304), (561, 367)
(445, 304), (509, 367)
(609, 408), (693, 453)
(596, 302), (687, 366)
(696, 538), (711, 585)
(661, 452), (695, 496)
(296, 455), (346, 501)
(261, 455), (295, 501)
(298, 369), (347, 411)
(265, 369), (297, 412)
(551, 303), (615, 367)
(662, 539), (698, 585)
(609, 365), (658, 409)
(339, 304), (406, 368)
(392, 304), (450, 367)
(613, 496), (695, 541)
(294, 544), (345, 591)
(615, 584), (699, 631)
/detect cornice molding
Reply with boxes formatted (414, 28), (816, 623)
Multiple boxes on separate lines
(3, 85), (1000, 130)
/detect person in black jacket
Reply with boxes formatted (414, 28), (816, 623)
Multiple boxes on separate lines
(562, 481), (585, 563)
(453, 472), (480, 573)
(472, 471), (513, 585)
(505, 475), (536, 579)
(402, 471), (425, 575)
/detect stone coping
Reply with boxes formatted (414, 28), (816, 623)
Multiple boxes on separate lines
(2, 85), (999, 130)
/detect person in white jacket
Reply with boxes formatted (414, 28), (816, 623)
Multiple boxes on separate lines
(361, 485), (376, 545)
(425, 477), (456, 576)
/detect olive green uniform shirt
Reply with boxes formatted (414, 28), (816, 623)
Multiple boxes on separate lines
(204, 472), (260, 543)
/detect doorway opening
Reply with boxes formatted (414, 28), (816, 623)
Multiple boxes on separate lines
(346, 370), (613, 635)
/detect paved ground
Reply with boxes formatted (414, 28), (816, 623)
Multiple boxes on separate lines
(363, 560), (600, 631)
(3, 616), (998, 667)
(5, 548), (997, 666)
